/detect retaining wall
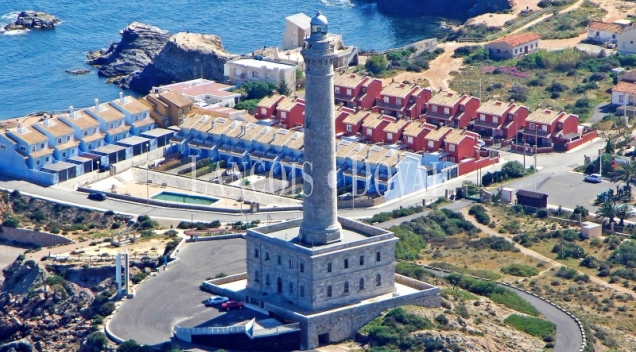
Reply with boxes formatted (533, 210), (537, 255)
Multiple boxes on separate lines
(0, 227), (73, 247)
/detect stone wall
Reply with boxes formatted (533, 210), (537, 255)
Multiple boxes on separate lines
(0, 227), (73, 247)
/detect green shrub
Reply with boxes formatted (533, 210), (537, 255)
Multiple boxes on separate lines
(99, 302), (116, 316)
(87, 331), (109, 349)
(111, 222), (122, 229)
(365, 55), (388, 75)
(45, 275), (65, 286)
(555, 266), (578, 279)
(537, 209), (548, 218)
(235, 99), (260, 111)
(501, 264), (539, 277)
(434, 314), (449, 325)
(552, 242), (585, 259)
(2, 217), (19, 228)
(117, 340), (141, 352)
(132, 272), (149, 284)
(396, 262), (437, 281)
(504, 314), (556, 338)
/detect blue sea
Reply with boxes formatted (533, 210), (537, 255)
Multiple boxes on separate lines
(0, 0), (444, 119)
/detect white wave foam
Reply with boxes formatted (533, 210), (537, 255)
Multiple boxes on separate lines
(2, 28), (29, 36)
(1, 11), (20, 22)
(320, 0), (354, 8)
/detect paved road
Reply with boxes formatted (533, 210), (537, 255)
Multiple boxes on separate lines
(427, 268), (582, 352)
(109, 239), (247, 346)
(506, 171), (610, 214)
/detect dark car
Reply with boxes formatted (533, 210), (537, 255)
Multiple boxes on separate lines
(221, 300), (244, 310)
(99, 164), (111, 173)
(88, 192), (107, 201)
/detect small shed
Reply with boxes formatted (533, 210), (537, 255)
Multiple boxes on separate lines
(516, 189), (548, 208)
(581, 221), (602, 238)
(501, 188), (515, 203)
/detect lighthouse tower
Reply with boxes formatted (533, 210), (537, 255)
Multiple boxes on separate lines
(299, 11), (342, 245)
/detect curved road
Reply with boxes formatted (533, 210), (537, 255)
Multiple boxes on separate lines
(427, 268), (583, 352)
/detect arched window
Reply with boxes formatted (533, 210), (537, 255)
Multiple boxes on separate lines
(289, 282), (294, 294)
(255, 270), (260, 282)
(344, 281), (349, 294)
(265, 274), (270, 286)
(376, 274), (381, 286)
(327, 285), (332, 297)
(265, 252), (270, 261)
(254, 248), (259, 258)
(359, 278), (365, 290)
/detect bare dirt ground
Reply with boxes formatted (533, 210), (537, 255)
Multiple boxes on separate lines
(599, 0), (636, 22)
(469, 0), (544, 27)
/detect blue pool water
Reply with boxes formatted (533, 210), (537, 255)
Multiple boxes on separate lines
(152, 191), (219, 205)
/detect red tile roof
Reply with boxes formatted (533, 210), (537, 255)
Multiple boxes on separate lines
(613, 81), (636, 95)
(587, 21), (625, 33)
(489, 32), (541, 47)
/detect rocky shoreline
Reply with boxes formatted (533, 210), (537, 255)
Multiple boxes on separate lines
(3, 11), (60, 31)
(87, 22), (236, 93)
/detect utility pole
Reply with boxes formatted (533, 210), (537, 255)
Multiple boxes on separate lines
(599, 148), (603, 176)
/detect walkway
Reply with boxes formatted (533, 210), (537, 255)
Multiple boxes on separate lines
(427, 268), (582, 352)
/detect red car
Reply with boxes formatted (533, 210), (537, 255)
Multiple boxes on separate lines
(221, 300), (244, 310)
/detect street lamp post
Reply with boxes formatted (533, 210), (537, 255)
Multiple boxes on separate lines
(146, 143), (150, 204)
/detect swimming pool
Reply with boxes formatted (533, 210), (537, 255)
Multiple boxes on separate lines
(151, 191), (219, 205)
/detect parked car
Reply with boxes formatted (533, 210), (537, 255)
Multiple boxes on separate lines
(221, 300), (244, 310)
(88, 192), (107, 201)
(204, 296), (229, 306)
(584, 174), (602, 183)
(99, 164), (111, 173)
(477, 139), (486, 147)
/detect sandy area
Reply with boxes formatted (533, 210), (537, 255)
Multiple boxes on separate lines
(468, 0), (544, 28)
(596, 0), (636, 22)
(0, 245), (26, 284)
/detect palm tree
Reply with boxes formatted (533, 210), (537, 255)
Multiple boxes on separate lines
(615, 203), (631, 226)
(596, 201), (618, 225)
(612, 160), (636, 186)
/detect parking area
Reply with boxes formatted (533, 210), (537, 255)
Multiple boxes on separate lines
(109, 239), (248, 346)
(506, 171), (612, 214)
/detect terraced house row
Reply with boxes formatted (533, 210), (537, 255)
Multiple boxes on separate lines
(0, 93), (181, 185)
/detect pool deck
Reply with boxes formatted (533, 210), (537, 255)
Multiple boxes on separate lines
(89, 180), (250, 210)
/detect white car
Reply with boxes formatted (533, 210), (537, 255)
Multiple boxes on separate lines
(477, 139), (486, 147)
(584, 174), (602, 183)
(204, 296), (229, 306)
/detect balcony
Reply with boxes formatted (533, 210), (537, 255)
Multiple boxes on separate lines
(473, 120), (502, 129)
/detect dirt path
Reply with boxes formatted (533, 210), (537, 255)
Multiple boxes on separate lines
(387, 42), (468, 92)
(459, 208), (636, 297)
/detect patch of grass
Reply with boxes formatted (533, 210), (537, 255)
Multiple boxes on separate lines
(524, 1), (606, 40)
(430, 262), (502, 281)
(441, 287), (479, 301)
(504, 314), (556, 338)
(501, 263), (540, 277)
(446, 273), (540, 316)
(359, 307), (436, 350)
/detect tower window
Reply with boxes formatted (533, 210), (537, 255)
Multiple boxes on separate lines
(266, 274), (270, 286)
(255, 270), (260, 282)
(300, 285), (305, 298)
(344, 259), (349, 269)
(289, 259), (293, 269)
(265, 252), (270, 262)
(254, 248), (259, 258)
(277, 255), (281, 265)
(376, 252), (381, 262)
(300, 262), (304, 273)
(359, 278), (365, 290)
(344, 281), (349, 294)
(289, 282), (294, 294)
(360, 256), (364, 266)
(327, 262), (332, 273)
(376, 274), (381, 286)
(327, 285), (332, 297)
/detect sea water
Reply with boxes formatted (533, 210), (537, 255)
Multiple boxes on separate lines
(0, 0), (444, 119)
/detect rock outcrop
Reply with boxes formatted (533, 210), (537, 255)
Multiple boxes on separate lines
(125, 32), (236, 93)
(88, 23), (236, 93)
(87, 22), (170, 84)
(3, 11), (60, 31)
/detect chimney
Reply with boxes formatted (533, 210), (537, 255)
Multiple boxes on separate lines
(241, 125), (246, 135)
(69, 106), (75, 118)
(398, 154), (401, 163)
(366, 149), (371, 158)
(119, 92), (124, 104)
(94, 98), (99, 110)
